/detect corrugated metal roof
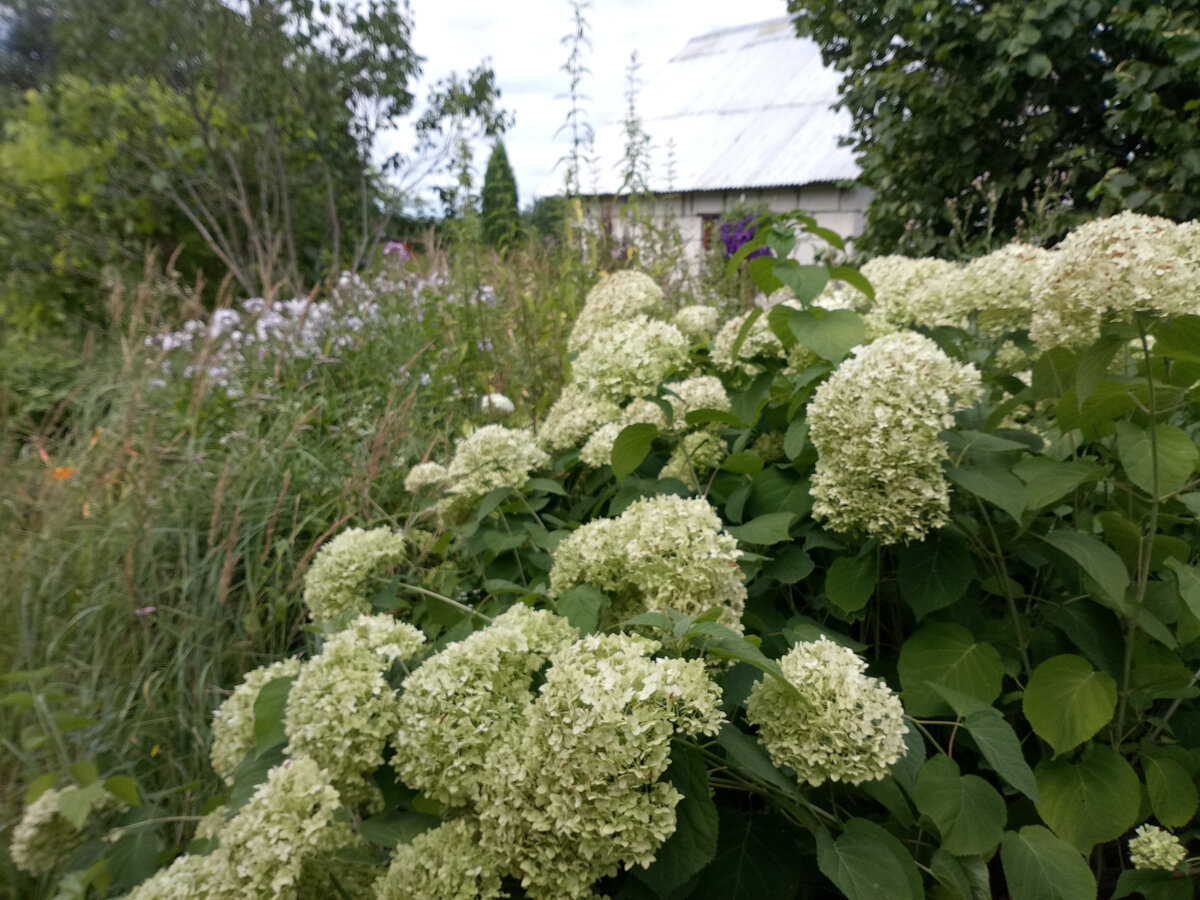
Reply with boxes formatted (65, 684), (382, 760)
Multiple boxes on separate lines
(579, 17), (859, 196)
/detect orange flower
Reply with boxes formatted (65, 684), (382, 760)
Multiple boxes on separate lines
(47, 466), (77, 481)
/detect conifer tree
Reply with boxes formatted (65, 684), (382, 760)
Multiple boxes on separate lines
(481, 140), (520, 249)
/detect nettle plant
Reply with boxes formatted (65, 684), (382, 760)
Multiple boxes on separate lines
(11, 211), (1200, 899)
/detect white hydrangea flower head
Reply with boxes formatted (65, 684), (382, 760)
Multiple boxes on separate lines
(620, 397), (670, 430)
(579, 421), (623, 468)
(374, 817), (504, 900)
(859, 255), (962, 331)
(993, 339), (1034, 374)
(122, 853), (215, 900)
(568, 270), (666, 353)
(658, 428), (727, 492)
(404, 461), (449, 494)
(962, 242), (1048, 335)
(711, 307), (785, 375)
(571, 315), (689, 402)
(444, 424), (550, 505)
(213, 757), (349, 899)
(480, 392), (515, 414)
(392, 605), (578, 808)
(1030, 211), (1200, 348)
(664, 375), (730, 432)
(303, 527), (408, 622)
(285, 616), (425, 802)
(550, 494), (746, 630)
(672, 304), (721, 339)
(746, 638), (908, 786)
(1129, 824), (1188, 871)
(210, 658), (303, 783)
(536, 383), (623, 452)
(814, 282), (870, 312)
(476, 632), (724, 899)
(808, 331), (982, 544)
(10, 788), (87, 875)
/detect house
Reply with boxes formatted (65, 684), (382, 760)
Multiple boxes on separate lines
(578, 17), (869, 265)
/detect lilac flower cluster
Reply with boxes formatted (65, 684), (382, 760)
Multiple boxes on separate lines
(719, 215), (770, 260)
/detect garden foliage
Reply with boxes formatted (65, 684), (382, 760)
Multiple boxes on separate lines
(8, 209), (1200, 899)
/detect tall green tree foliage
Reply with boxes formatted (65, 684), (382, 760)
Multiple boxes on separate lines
(788, 0), (1200, 258)
(481, 140), (520, 249)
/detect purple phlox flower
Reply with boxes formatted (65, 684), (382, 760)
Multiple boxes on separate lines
(720, 214), (771, 260)
(383, 240), (412, 264)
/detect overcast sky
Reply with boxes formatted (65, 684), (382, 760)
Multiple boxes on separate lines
(382, 0), (787, 209)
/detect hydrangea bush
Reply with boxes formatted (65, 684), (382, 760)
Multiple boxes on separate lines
(12, 210), (1200, 900)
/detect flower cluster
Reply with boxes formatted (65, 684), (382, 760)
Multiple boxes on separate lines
(477, 633), (724, 898)
(571, 316), (689, 402)
(579, 421), (623, 468)
(209, 658), (303, 782)
(536, 384), (623, 453)
(375, 817), (504, 900)
(1030, 211), (1200, 348)
(672, 304), (721, 338)
(960, 242), (1048, 335)
(711, 299), (816, 375)
(567, 270), (666, 353)
(746, 638), (908, 786)
(658, 428), (727, 491)
(285, 616), (425, 803)
(303, 527), (408, 622)
(480, 392), (515, 415)
(403, 461), (449, 494)
(125, 757), (350, 900)
(808, 331), (982, 543)
(550, 495), (746, 630)
(664, 375), (730, 430)
(392, 605), (577, 808)
(442, 425), (550, 517)
(858, 255), (962, 332)
(10, 788), (90, 875)
(1129, 824), (1189, 872)
(718, 214), (770, 260)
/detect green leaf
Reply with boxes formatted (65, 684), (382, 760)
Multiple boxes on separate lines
(228, 741), (284, 811)
(634, 744), (717, 896)
(816, 819), (923, 900)
(828, 265), (874, 301)
(947, 465), (1027, 521)
(524, 477), (567, 495)
(825, 555), (878, 613)
(721, 451), (764, 476)
(253, 675), (295, 757)
(1075, 335), (1124, 404)
(763, 545), (813, 584)
(725, 512), (796, 546)
(1113, 869), (1179, 899)
(730, 371), (774, 427)
(1117, 422), (1198, 499)
(788, 307), (865, 363)
(70, 760), (100, 787)
(784, 419), (808, 459)
(1035, 743), (1139, 853)
(930, 849), (990, 900)
(1042, 531), (1130, 613)
(557, 584), (607, 636)
(103, 775), (141, 808)
(898, 624), (1003, 717)
(775, 262), (830, 304)
(1166, 557), (1200, 622)
(1000, 826), (1097, 900)
(1023, 655), (1117, 755)
(359, 809), (439, 848)
(57, 781), (104, 829)
(611, 423), (659, 480)
(622, 611), (674, 631)
(685, 408), (745, 428)
(897, 533), (974, 620)
(716, 724), (799, 798)
(914, 755), (1007, 856)
(962, 708), (1040, 803)
(26, 772), (57, 804)
(689, 808), (800, 900)
(1012, 457), (1104, 510)
(107, 820), (161, 888)
(1144, 754), (1199, 828)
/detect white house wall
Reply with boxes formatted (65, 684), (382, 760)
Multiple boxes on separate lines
(583, 183), (872, 266)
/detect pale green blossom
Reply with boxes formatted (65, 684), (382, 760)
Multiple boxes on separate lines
(664, 375), (730, 431)
(9, 787), (92, 875)
(285, 616), (425, 802)
(568, 270), (666, 353)
(550, 494), (745, 630)
(858, 255), (962, 332)
(671, 304), (721, 339)
(1031, 211), (1200, 348)
(210, 658), (302, 783)
(579, 421), (623, 468)
(442, 425), (550, 518)
(392, 605), (577, 808)
(1129, 824), (1188, 871)
(620, 397), (670, 430)
(746, 638), (908, 786)
(658, 428), (727, 492)
(303, 527), (408, 622)
(404, 461), (449, 494)
(962, 242), (1048, 335)
(477, 633), (724, 899)
(808, 331), (982, 543)
(536, 383), (623, 452)
(374, 818), (504, 900)
(571, 316), (689, 402)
